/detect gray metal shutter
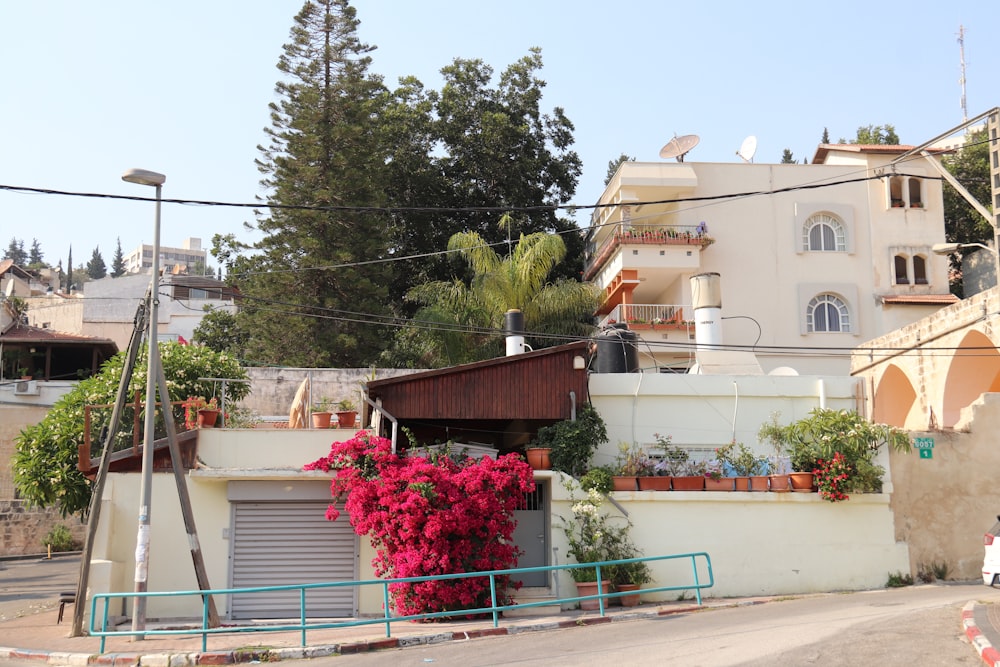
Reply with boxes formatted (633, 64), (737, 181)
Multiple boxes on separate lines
(230, 501), (357, 619)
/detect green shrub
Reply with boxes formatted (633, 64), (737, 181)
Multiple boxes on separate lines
(42, 524), (78, 552)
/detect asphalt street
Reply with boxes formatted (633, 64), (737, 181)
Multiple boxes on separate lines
(0, 554), (79, 622)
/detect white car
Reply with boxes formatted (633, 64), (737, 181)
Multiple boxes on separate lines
(984, 516), (1000, 585)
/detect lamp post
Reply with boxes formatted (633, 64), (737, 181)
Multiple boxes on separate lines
(121, 168), (165, 635)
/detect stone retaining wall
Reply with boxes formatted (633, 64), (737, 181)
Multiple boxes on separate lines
(0, 501), (86, 556)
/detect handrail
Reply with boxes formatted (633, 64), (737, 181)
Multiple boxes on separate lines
(88, 552), (713, 653)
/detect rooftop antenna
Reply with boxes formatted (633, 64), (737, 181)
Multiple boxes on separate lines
(737, 135), (758, 163)
(659, 134), (700, 162)
(958, 25), (968, 123)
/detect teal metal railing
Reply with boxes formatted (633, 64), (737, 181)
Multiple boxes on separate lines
(89, 551), (713, 653)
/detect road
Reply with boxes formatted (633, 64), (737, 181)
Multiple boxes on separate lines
(312, 583), (1000, 667)
(0, 554), (79, 622)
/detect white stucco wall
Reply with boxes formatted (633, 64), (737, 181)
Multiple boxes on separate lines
(587, 372), (864, 468)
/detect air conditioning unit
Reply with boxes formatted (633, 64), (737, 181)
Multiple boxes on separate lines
(14, 380), (39, 396)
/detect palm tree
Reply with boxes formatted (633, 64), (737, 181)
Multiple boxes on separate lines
(400, 221), (599, 366)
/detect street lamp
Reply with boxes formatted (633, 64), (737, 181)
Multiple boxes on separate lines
(931, 242), (999, 256)
(121, 168), (165, 635)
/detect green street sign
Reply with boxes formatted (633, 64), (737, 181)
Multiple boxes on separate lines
(915, 437), (934, 449)
(919, 448), (933, 459)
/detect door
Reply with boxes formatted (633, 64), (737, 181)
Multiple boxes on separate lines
(512, 483), (548, 587)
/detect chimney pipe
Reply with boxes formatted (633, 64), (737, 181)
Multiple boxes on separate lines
(504, 309), (525, 356)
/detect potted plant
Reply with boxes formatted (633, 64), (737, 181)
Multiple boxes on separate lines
(614, 441), (652, 491)
(183, 396), (219, 429)
(524, 444), (552, 470)
(312, 397), (334, 429)
(560, 483), (633, 610)
(335, 396), (358, 429)
(702, 458), (732, 491)
(652, 434), (705, 491)
(533, 403), (608, 479)
(716, 441), (769, 491)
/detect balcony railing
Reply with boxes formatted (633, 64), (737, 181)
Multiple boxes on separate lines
(599, 304), (691, 330)
(584, 225), (715, 280)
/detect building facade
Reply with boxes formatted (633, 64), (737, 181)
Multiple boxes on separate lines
(585, 145), (957, 376)
(123, 237), (208, 275)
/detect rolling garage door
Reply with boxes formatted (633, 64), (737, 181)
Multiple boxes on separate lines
(229, 497), (357, 620)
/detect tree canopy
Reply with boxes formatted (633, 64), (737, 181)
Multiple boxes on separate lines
(217, 0), (586, 368)
(13, 342), (250, 517)
(384, 222), (598, 367)
(942, 128), (993, 295)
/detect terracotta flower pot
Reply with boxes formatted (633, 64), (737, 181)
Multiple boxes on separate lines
(733, 476), (751, 491)
(671, 475), (705, 491)
(336, 410), (357, 429)
(525, 447), (552, 470)
(789, 472), (816, 492)
(612, 476), (637, 491)
(312, 411), (333, 429)
(768, 474), (791, 492)
(704, 477), (733, 491)
(575, 580), (611, 611)
(749, 475), (771, 492)
(616, 583), (641, 607)
(638, 476), (671, 491)
(197, 409), (219, 428)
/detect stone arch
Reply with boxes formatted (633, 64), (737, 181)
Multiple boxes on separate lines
(872, 363), (917, 427)
(942, 329), (1000, 428)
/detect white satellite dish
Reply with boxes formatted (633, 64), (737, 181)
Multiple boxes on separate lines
(737, 135), (757, 163)
(659, 134), (700, 162)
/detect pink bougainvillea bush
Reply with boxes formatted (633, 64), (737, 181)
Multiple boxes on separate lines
(304, 431), (535, 617)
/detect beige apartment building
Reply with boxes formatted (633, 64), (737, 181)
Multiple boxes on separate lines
(585, 144), (957, 376)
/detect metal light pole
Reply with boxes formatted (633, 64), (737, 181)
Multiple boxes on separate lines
(122, 168), (165, 635)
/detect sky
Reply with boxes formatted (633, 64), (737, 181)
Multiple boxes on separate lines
(1, 1), (997, 273)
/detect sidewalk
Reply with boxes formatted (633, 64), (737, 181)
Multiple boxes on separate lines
(0, 596), (770, 665)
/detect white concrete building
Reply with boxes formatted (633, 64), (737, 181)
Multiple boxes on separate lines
(123, 237), (208, 275)
(586, 145), (957, 376)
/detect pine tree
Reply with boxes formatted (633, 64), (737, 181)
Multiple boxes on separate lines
(238, 0), (391, 367)
(86, 246), (107, 279)
(781, 149), (796, 164)
(111, 238), (126, 277)
(28, 239), (44, 266)
(66, 246), (73, 290)
(4, 238), (27, 265)
(821, 127), (830, 144)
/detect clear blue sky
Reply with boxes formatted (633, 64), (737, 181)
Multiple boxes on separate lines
(0, 1), (994, 272)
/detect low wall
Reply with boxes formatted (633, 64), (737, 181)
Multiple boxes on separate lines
(0, 501), (86, 556)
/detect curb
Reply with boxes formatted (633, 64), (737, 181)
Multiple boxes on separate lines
(964, 601), (1000, 667)
(0, 602), (733, 665)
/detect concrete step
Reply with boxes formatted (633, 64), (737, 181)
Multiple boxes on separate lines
(507, 587), (563, 617)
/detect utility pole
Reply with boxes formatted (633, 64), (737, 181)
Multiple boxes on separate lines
(958, 25), (968, 123)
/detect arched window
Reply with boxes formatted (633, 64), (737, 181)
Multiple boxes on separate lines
(889, 176), (904, 208)
(894, 255), (909, 284)
(913, 255), (928, 284)
(807, 294), (851, 333)
(802, 213), (846, 252)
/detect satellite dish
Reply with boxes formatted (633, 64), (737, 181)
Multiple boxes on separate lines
(737, 135), (758, 163)
(659, 134), (700, 162)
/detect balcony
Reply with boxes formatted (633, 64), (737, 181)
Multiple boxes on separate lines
(598, 303), (692, 331)
(583, 225), (715, 281)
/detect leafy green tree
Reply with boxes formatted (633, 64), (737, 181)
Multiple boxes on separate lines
(193, 308), (250, 358)
(13, 342), (250, 517)
(842, 124), (899, 145)
(388, 223), (599, 367)
(941, 128), (993, 295)
(605, 153), (635, 185)
(28, 239), (44, 267)
(382, 48), (584, 303)
(4, 238), (27, 265)
(110, 238), (126, 277)
(86, 246), (107, 279)
(234, 0), (391, 367)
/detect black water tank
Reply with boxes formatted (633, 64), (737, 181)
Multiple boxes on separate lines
(595, 325), (639, 373)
